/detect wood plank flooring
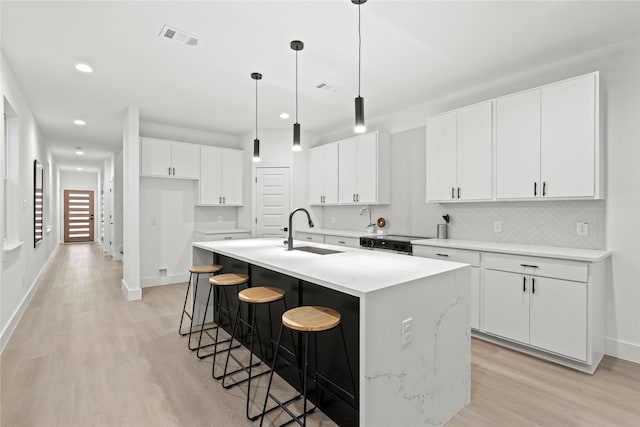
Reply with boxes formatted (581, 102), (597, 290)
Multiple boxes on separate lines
(1, 243), (638, 426)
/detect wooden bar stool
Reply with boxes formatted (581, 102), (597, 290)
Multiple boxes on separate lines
(178, 264), (223, 351)
(196, 273), (249, 360)
(221, 286), (292, 420)
(260, 306), (357, 427)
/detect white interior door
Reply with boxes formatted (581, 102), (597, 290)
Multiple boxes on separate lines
(256, 167), (290, 237)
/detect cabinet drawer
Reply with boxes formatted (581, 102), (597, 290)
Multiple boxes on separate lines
(324, 235), (360, 248)
(195, 233), (251, 242)
(296, 233), (324, 244)
(484, 253), (587, 282)
(413, 246), (480, 267)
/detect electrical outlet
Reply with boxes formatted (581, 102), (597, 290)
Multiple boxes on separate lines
(217, 216), (223, 224)
(577, 222), (589, 236)
(331, 215), (336, 224)
(158, 268), (167, 277)
(401, 317), (413, 346)
(493, 221), (502, 233)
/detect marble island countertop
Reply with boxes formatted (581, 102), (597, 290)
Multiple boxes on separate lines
(193, 238), (468, 297)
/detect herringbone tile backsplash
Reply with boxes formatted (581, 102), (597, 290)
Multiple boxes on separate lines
(322, 126), (606, 250)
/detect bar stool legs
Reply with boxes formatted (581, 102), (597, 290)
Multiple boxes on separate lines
(219, 287), (296, 421)
(260, 306), (358, 427)
(178, 265), (222, 351)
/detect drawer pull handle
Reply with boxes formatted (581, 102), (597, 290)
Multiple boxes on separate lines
(542, 182), (547, 196)
(534, 182), (537, 196)
(436, 253), (449, 257)
(224, 236), (233, 240)
(338, 240), (346, 244)
(523, 276), (527, 292)
(532, 278), (536, 294)
(520, 264), (539, 269)
(306, 237), (312, 240)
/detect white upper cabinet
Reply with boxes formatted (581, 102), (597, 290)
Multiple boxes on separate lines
(199, 146), (244, 206)
(308, 142), (339, 205)
(497, 72), (600, 200)
(426, 101), (493, 202)
(140, 138), (200, 179)
(540, 74), (596, 198)
(338, 131), (390, 205)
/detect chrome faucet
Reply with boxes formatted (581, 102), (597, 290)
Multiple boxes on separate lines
(286, 208), (315, 250)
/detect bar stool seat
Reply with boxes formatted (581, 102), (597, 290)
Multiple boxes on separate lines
(179, 264), (223, 350)
(260, 305), (357, 427)
(239, 286), (285, 304)
(210, 273), (249, 286)
(282, 306), (341, 332)
(196, 273), (249, 360)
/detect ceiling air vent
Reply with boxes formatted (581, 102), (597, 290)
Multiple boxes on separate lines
(159, 25), (199, 47)
(316, 82), (341, 92)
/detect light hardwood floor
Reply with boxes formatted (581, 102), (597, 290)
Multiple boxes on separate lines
(1, 243), (638, 426)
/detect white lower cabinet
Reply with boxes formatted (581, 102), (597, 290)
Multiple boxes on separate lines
(484, 253), (589, 362)
(295, 232), (324, 244)
(412, 243), (606, 373)
(324, 235), (360, 248)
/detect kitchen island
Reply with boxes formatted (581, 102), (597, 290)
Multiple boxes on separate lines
(192, 238), (471, 426)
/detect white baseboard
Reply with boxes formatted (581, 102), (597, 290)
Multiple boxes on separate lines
(140, 273), (189, 288)
(606, 337), (640, 364)
(0, 242), (59, 353)
(121, 278), (142, 301)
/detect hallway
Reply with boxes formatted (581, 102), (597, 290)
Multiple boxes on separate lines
(0, 243), (258, 426)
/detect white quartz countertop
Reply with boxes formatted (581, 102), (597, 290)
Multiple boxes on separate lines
(296, 228), (376, 238)
(411, 238), (611, 262)
(194, 238), (468, 297)
(193, 229), (251, 235)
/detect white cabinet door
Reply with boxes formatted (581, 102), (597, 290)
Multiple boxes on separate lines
(496, 89), (541, 199)
(356, 133), (378, 204)
(470, 267), (481, 330)
(338, 137), (358, 204)
(308, 145), (324, 205)
(141, 138), (172, 176)
(457, 102), (493, 201)
(426, 111), (457, 202)
(200, 146), (222, 205)
(221, 148), (244, 205)
(309, 143), (339, 205)
(541, 74), (596, 198)
(324, 143), (339, 204)
(171, 142), (200, 179)
(529, 276), (587, 361)
(483, 269), (530, 344)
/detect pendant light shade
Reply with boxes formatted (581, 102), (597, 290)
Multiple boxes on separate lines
(352, 0), (367, 134)
(291, 40), (304, 151)
(251, 72), (262, 162)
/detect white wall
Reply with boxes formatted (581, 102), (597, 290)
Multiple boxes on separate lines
(59, 170), (99, 243)
(1, 54), (58, 351)
(112, 150), (123, 261)
(122, 108), (141, 300)
(320, 38), (640, 362)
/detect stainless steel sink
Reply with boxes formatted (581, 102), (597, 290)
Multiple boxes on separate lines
(293, 246), (343, 255)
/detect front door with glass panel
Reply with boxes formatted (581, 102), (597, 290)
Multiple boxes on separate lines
(64, 190), (94, 243)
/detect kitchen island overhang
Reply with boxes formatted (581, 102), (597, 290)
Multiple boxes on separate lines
(193, 238), (471, 426)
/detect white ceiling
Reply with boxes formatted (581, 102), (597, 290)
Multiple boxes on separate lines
(2, 1), (639, 170)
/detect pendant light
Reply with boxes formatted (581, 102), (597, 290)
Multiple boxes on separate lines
(251, 72), (262, 162)
(353, 0), (367, 134)
(291, 40), (304, 151)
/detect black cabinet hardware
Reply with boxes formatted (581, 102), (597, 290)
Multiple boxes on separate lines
(520, 264), (539, 268)
(457, 187), (461, 199)
(543, 182), (547, 196)
(436, 253), (449, 257)
(532, 278), (536, 294)
(451, 187), (455, 199)
(523, 276), (527, 292)
(534, 182), (537, 196)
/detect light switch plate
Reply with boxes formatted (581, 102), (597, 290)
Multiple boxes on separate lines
(493, 221), (502, 233)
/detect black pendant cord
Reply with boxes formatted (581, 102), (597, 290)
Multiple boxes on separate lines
(296, 51), (298, 123)
(358, 2), (362, 97)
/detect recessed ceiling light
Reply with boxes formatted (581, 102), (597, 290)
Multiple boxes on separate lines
(75, 63), (93, 73)
(75, 151), (84, 155)
(74, 120), (86, 126)
(76, 167), (83, 171)
(280, 112), (290, 119)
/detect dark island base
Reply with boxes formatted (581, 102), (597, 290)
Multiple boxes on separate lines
(212, 254), (360, 426)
